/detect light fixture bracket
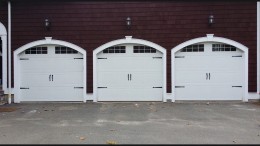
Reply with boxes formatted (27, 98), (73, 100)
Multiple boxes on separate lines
(45, 19), (51, 30)
(126, 17), (131, 29)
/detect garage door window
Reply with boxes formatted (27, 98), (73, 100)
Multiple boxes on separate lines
(212, 44), (237, 52)
(133, 46), (156, 53)
(55, 46), (78, 54)
(180, 44), (204, 52)
(103, 46), (126, 53)
(25, 47), (48, 54)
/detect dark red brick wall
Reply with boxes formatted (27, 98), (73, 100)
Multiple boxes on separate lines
(0, 0), (257, 93)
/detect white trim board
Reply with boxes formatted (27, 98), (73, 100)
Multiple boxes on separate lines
(13, 37), (87, 103)
(248, 92), (259, 100)
(0, 22), (7, 94)
(171, 34), (249, 102)
(93, 36), (167, 102)
(257, 2), (260, 98)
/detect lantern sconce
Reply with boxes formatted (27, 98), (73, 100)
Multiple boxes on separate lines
(126, 17), (131, 29)
(208, 14), (214, 26)
(45, 19), (51, 30)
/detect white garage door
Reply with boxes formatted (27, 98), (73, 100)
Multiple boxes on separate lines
(97, 44), (163, 101)
(19, 45), (84, 101)
(175, 43), (244, 100)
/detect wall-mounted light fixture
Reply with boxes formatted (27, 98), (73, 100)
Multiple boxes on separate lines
(126, 17), (131, 29)
(45, 19), (51, 30)
(208, 14), (214, 26)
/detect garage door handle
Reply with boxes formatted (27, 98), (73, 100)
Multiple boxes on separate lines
(206, 73), (208, 80)
(52, 75), (54, 81)
(130, 74), (132, 81)
(209, 73), (210, 80)
(49, 75), (51, 81)
(128, 74), (129, 81)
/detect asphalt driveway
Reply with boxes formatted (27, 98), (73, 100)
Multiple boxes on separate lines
(0, 101), (259, 144)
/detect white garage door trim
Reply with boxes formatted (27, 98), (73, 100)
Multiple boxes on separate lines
(93, 36), (167, 102)
(14, 37), (87, 103)
(0, 22), (8, 94)
(171, 34), (248, 102)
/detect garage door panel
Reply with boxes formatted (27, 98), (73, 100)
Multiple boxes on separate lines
(97, 71), (130, 88)
(49, 58), (83, 72)
(131, 71), (162, 88)
(175, 56), (212, 70)
(20, 86), (83, 101)
(21, 58), (83, 73)
(21, 72), (83, 87)
(98, 57), (162, 72)
(206, 56), (243, 71)
(209, 71), (243, 85)
(175, 85), (243, 100)
(52, 72), (83, 86)
(21, 73), (51, 86)
(130, 57), (162, 71)
(98, 88), (162, 101)
(98, 57), (131, 72)
(175, 70), (209, 84)
(20, 59), (51, 73)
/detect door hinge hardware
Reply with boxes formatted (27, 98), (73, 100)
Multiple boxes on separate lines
(20, 58), (29, 60)
(175, 56), (185, 58)
(232, 86), (242, 88)
(153, 57), (162, 59)
(74, 87), (83, 89)
(175, 86), (185, 88)
(153, 87), (162, 88)
(20, 87), (29, 89)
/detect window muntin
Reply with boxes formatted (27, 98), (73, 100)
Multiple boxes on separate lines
(180, 44), (204, 52)
(25, 47), (48, 54)
(55, 46), (78, 54)
(212, 44), (237, 52)
(133, 46), (156, 53)
(103, 46), (126, 53)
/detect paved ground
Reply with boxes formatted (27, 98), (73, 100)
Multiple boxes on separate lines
(0, 101), (260, 144)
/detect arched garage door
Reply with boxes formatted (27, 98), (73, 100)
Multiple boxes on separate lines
(97, 44), (163, 101)
(174, 42), (244, 100)
(14, 39), (86, 102)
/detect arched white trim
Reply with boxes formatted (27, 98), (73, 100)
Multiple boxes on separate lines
(13, 37), (87, 103)
(0, 22), (7, 35)
(93, 36), (167, 102)
(171, 34), (249, 102)
(0, 22), (7, 94)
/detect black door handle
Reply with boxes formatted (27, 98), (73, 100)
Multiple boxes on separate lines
(49, 75), (51, 81)
(130, 74), (132, 81)
(128, 74), (129, 81)
(52, 75), (53, 81)
(209, 73), (210, 80)
(206, 73), (208, 80)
